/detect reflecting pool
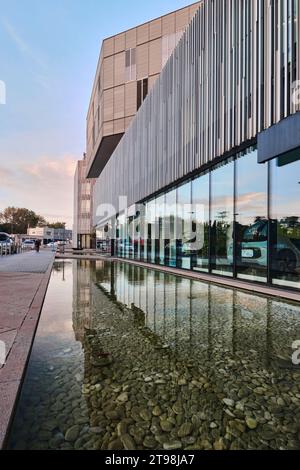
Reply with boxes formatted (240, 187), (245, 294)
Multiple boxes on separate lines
(7, 260), (300, 450)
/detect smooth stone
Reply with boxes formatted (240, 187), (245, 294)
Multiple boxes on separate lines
(160, 419), (174, 432)
(140, 409), (152, 421)
(89, 427), (102, 434)
(245, 417), (258, 430)
(152, 406), (162, 417)
(214, 438), (226, 450)
(65, 425), (80, 442)
(117, 392), (128, 403)
(178, 378), (187, 386)
(178, 422), (193, 438)
(172, 402), (183, 415)
(42, 420), (57, 432)
(254, 387), (266, 395)
(117, 421), (128, 436)
(108, 438), (123, 450)
(223, 398), (235, 407)
(201, 439), (213, 450)
(106, 410), (120, 421)
(143, 436), (157, 449)
(120, 434), (136, 450)
(163, 441), (182, 450)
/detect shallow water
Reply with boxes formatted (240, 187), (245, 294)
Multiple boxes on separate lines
(7, 259), (300, 450)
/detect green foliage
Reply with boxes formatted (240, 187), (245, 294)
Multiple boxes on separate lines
(47, 222), (66, 229)
(0, 207), (47, 234)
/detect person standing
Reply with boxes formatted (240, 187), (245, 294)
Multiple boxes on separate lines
(34, 239), (41, 253)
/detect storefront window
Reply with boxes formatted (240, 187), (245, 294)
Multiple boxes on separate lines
(236, 148), (268, 282)
(211, 160), (234, 276)
(270, 150), (300, 289)
(165, 189), (177, 267)
(145, 200), (156, 263)
(139, 203), (146, 262)
(156, 194), (165, 265)
(177, 181), (192, 270)
(191, 172), (210, 272)
(125, 212), (133, 259)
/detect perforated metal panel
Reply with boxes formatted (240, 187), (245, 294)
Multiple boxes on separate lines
(94, 0), (300, 225)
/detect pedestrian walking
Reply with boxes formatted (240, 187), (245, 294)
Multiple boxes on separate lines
(34, 239), (41, 253)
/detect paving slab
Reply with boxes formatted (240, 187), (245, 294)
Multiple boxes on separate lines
(0, 250), (54, 273)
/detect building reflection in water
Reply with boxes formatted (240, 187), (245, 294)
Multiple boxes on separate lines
(7, 259), (300, 450)
(72, 260), (96, 342)
(79, 260), (300, 370)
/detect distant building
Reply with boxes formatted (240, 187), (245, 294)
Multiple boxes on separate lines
(27, 227), (54, 240)
(27, 226), (72, 243)
(73, 154), (96, 249)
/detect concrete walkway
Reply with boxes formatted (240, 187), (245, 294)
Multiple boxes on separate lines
(0, 250), (54, 273)
(0, 250), (55, 448)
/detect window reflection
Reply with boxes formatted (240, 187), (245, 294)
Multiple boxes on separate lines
(211, 160), (234, 276)
(155, 195), (165, 265)
(236, 148), (268, 282)
(165, 189), (177, 267)
(177, 182), (192, 270)
(191, 172), (210, 272)
(99, 146), (300, 292)
(271, 151), (300, 288)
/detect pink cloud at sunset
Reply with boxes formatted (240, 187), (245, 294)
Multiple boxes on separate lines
(0, 155), (77, 228)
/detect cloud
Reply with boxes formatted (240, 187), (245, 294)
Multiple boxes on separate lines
(1, 18), (50, 89)
(0, 156), (77, 228)
(2, 18), (47, 70)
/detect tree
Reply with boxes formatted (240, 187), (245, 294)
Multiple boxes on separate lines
(0, 207), (47, 234)
(47, 222), (66, 229)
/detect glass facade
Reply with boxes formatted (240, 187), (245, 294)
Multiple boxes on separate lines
(270, 151), (300, 289)
(97, 146), (300, 291)
(191, 172), (210, 272)
(177, 181), (192, 270)
(211, 160), (234, 277)
(165, 189), (177, 267)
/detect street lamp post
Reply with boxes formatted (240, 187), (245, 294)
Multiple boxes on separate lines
(63, 223), (66, 255)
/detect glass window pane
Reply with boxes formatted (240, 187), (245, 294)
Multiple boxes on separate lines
(236, 148), (268, 282)
(211, 160), (234, 276)
(139, 203), (146, 262)
(146, 200), (156, 263)
(177, 181), (192, 270)
(133, 207), (140, 261)
(165, 189), (177, 267)
(156, 194), (165, 265)
(192, 172), (210, 272)
(271, 150), (300, 289)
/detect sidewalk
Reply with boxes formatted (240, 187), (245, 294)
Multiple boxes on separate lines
(0, 250), (55, 448)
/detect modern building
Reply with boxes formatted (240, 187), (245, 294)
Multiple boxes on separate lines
(27, 226), (72, 244)
(73, 2), (200, 248)
(85, 2), (201, 179)
(91, 0), (300, 293)
(27, 226), (54, 241)
(73, 154), (96, 249)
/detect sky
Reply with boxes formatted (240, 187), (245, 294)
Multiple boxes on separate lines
(0, 0), (195, 229)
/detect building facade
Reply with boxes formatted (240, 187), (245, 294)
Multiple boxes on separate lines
(92, 0), (300, 293)
(27, 226), (72, 243)
(85, 2), (201, 179)
(74, 2), (200, 248)
(73, 155), (96, 249)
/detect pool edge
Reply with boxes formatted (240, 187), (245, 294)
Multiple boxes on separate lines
(0, 257), (55, 450)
